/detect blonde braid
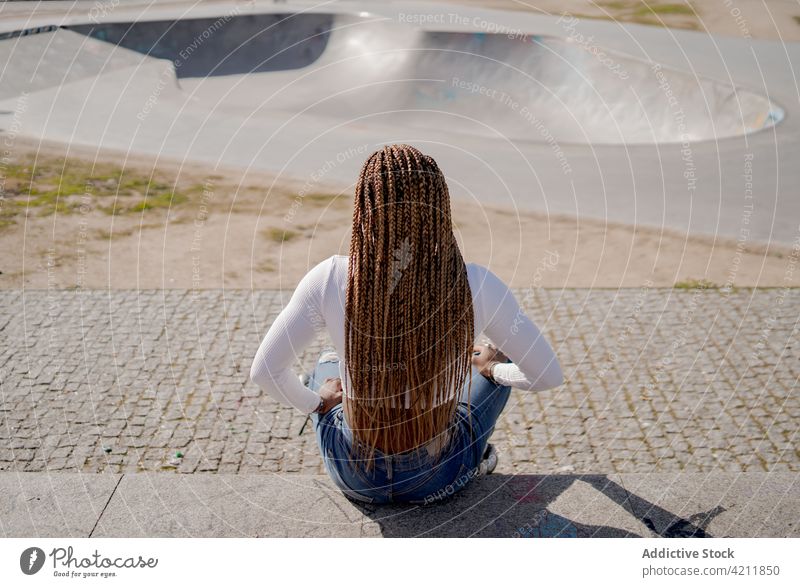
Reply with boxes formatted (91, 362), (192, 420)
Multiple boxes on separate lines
(344, 144), (474, 471)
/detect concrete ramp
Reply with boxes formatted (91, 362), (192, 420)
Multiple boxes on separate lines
(65, 13), (334, 78)
(0, 4), (797, 245)
(266, 16), (783, 144)
(0, 28), (150, 101)
(62, 13), (783, 144)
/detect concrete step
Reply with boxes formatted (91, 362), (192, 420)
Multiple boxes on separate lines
(1, 472), (797, 538)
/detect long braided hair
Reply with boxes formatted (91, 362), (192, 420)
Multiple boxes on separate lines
(344, 144), (474, 470)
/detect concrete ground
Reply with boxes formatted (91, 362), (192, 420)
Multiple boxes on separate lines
(0, 0), (798, 538)
(0, 286), (798, 537)
(1, 471), (797, 537)
(1, 288), (797, 476)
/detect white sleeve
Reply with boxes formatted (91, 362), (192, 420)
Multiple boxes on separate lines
(476, 266), (564, 391)
(249, 257), (332, 414)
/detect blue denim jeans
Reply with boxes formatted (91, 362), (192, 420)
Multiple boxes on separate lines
(309, 351), (511, 505)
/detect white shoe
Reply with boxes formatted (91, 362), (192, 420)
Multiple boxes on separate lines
(319, 350), (339, 363)
(477, 444), (498, 476)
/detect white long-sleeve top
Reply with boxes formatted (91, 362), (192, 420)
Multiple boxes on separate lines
(250, 255), (563, 414)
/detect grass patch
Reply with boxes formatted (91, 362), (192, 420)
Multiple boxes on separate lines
(601, 1), (631, 10)
(1, 156), (198, 221)
(593, 1), (698, 27)
(257, 259), (277, 273)
(128, 191), (188, 212)
(635, 3), (695, 16)
(92, 222), (165, 240)
(262, 227), (300, 243)
(302, 192), (344, 206)
(674, 278), (719, 290)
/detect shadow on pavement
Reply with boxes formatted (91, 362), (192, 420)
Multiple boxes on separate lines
(351, 474), (723, 538)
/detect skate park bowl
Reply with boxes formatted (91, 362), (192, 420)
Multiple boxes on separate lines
(1, 3), (797, 245)
(52, 12), (783, 146)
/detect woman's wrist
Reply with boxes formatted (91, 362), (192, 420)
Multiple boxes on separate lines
(482, 360), (501, 384)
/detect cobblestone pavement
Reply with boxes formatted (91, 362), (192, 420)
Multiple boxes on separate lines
(0, 287), (797, 475)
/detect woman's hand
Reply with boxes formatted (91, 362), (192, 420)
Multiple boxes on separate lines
(317, 377), (343, 414)
(472, 344), (509, 381)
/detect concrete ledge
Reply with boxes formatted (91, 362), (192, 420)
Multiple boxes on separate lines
(1, 472), (797, 537)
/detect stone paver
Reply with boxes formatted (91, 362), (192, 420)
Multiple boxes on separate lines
(0, 287), (797, 475)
